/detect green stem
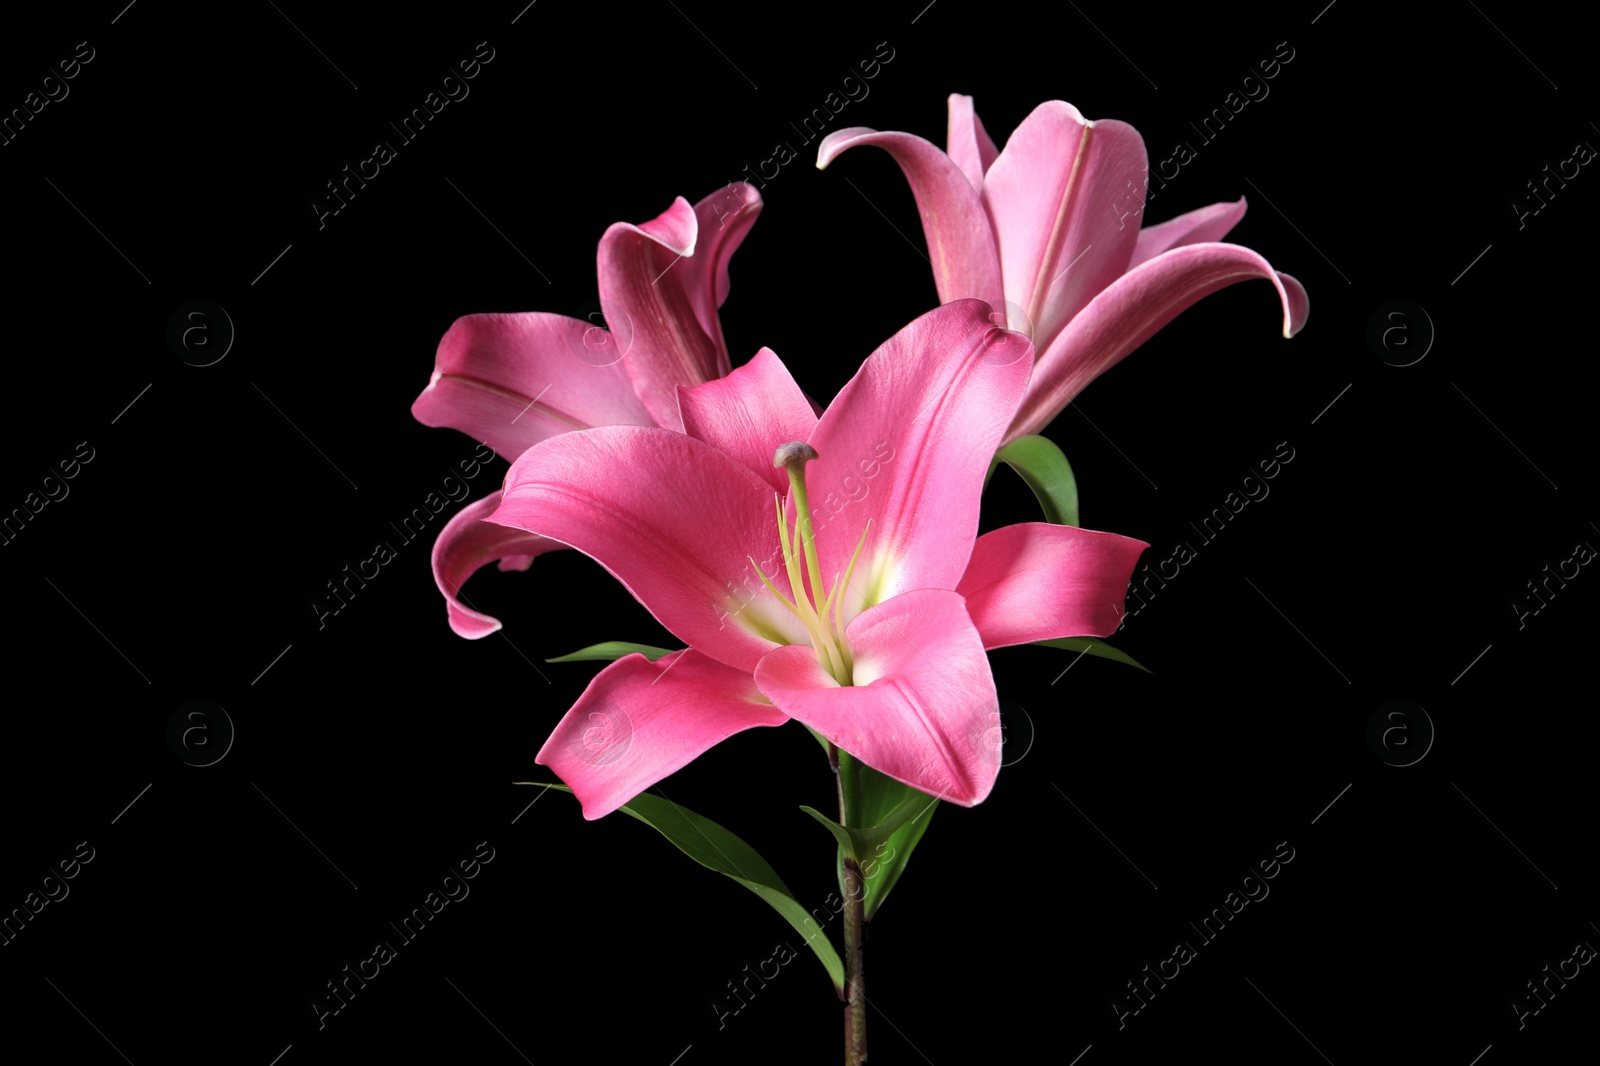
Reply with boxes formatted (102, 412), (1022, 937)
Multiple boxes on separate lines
(836, 748), (867, 1065)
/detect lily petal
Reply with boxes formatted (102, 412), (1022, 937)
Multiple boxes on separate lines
(979, 101), (1147, 345)
(411, 312), (654, 460)
(755, 588), (1000, 806)
(804, 301), (1032, 609)
(946, 93), (999, 191)
(433, 491), (564, 639)
(492, 425), (808, 673)
(1010, 243), (1311, 441)
(598, 196), (724, 430)
(678, 347), (819, 493)
(538, 650), (787, 820)
(955, 523), (1147, 649)
(816, 127), (1004, 311)
(1128, 197), (1248, 271)
(679, 183), (763, 355)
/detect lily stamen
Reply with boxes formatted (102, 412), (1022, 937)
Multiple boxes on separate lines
(764, 441), (865, 686)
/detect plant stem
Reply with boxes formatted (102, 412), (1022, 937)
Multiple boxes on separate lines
(835, 747), (867, 1064)
(843, 855), (867, 1064)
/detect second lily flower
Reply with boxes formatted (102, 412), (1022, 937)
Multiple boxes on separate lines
(818, 94), (1310, 443)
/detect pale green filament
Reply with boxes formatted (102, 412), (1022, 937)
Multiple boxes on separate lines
(747, 443), (873, 686)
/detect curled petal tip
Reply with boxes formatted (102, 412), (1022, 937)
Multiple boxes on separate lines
(815, 126), (879, 169)
(433, 493), (559, 640)
(606, 195), (699, 258)
(1278, 271), (1310, 338)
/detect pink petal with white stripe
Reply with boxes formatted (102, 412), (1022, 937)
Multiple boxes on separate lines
(411, 313), (653, 461)
(801, 300), (1032, 610)
(979, 101), (1147, 344)
(755, 589), (1000, 806)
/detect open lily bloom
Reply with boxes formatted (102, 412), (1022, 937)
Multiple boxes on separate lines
(817, 95), (1310, 443)
(491, 300), (1148, 819)
(411, 184), (762, 637)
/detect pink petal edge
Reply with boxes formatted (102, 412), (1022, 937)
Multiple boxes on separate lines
(411, 312), (653, 461)
(491, 425), (808, 673)
(678, 347), (819, 494)
(1009, 242), (1310, 442)
(956, 522), (1148, 649)
(433, 491), (564, 638)
(1128, 197), (1249, 272)
(946, 93), (999, 191)
(816, 126), (1004, 310)
(538, 649), (787, 820)
(598, 197), (722, 430)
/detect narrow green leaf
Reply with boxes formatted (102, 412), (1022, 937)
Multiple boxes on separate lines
(852, 764), (939, 921)
(520, 782), (845, 994)
(798, 790), (925, 860)
(994, 435), (1080, 526)
(799, 761), (941, 922)
(546, 641), (674, 663)
(1033, 636), (1151, 673)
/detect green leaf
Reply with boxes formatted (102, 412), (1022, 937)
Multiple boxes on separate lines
(799, 758), (940, 922)
(1033, 636), (1151, 673)
(546, 641), (674, 663)
(520, 782), (845, 994)
(994, 435), (1080, 526)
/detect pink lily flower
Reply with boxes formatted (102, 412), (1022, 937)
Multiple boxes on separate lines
(817, 95), (1310, 443)
(489, 300), (1148, 819)
(410, 184), (762, 637)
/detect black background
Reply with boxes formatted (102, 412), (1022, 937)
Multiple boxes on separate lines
(2, 2), (1595, 1064)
